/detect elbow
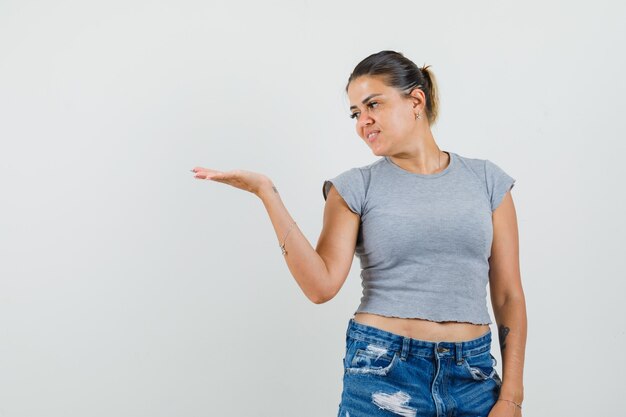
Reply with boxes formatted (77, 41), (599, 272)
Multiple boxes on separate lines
(309, 291), (332, 305)
(492, 288), (526, 311)
(309, 285), (337, 305)
(310, 296), (327, 305)
(306, 263), (341, 304)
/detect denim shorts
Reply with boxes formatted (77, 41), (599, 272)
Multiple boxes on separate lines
(337, 318), (502, 417)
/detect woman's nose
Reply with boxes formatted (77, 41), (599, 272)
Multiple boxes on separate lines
(357, 112), (374, 127)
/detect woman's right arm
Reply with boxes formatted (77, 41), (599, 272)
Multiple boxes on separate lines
(257, 181), (359, 304)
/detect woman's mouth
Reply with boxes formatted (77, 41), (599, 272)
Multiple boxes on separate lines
(367, 131), (380, 142)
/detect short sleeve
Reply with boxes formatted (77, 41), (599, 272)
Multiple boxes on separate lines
(484, 159), (516, 212)
(322, 168), (365, 215)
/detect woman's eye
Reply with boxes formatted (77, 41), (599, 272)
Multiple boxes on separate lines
(349, 102), (378, 119)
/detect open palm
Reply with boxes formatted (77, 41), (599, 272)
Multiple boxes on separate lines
(191, 167), (271, 196)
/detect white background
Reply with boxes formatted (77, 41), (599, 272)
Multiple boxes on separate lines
(1, 0), (624, 416)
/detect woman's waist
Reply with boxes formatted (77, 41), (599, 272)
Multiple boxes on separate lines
(353, 312), (491, 343)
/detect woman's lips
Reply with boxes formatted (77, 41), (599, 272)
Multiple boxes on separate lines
(367, 131), (380, 142)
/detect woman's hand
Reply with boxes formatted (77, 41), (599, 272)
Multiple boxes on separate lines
(191, 167), (272, 197)
(487, 399), (522, 417)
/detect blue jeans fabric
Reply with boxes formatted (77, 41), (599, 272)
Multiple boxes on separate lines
(338, 318), (502, 417)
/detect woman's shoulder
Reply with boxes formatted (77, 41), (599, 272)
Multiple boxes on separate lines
(353, 157), (386, 172)
(330, 157), (384, 180)
(445, 151), (485, 178)
(453, 151), (508, 176)
(452, 151), (487, 165)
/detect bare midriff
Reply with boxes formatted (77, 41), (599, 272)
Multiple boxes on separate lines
(353, 312), (491, 343)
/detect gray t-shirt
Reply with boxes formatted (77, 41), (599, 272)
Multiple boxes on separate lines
(322, 151), (516, 325)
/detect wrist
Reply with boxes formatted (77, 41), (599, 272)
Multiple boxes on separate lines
(499, 384), (524, 404)
(497, 398), (522, 410)
(256, 180), (277, 200)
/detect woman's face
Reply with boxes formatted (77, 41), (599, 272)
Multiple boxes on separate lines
(347, 75), (422, 155)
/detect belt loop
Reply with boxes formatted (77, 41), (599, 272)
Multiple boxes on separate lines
(401, 337), (410, 361)
(455, 342), (463, 365)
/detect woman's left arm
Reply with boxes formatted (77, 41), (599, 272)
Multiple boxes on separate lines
(489, 190), (527, 408)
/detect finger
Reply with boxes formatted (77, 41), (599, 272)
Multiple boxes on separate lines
(194, 171), (225, 180)
(194, 172), (212, 179)
(191, 167), (225, 176)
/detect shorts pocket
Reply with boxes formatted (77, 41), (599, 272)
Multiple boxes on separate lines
(462, 351), (501, 386)
(344, 338), (398, 376)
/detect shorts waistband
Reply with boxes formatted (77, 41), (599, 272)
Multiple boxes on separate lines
(346, 318), (493, 360)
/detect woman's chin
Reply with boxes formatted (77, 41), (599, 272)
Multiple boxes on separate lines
(369, 146), (384, 156)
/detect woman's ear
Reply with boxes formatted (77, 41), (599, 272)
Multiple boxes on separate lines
(410, 87), (425, 109)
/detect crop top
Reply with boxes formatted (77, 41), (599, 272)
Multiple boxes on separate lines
(322, 151), (516, 325)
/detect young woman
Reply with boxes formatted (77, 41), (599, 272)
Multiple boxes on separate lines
(192, 50), (526, 417)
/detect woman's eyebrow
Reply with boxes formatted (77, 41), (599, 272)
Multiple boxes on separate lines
(350, 93), (383, 110)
